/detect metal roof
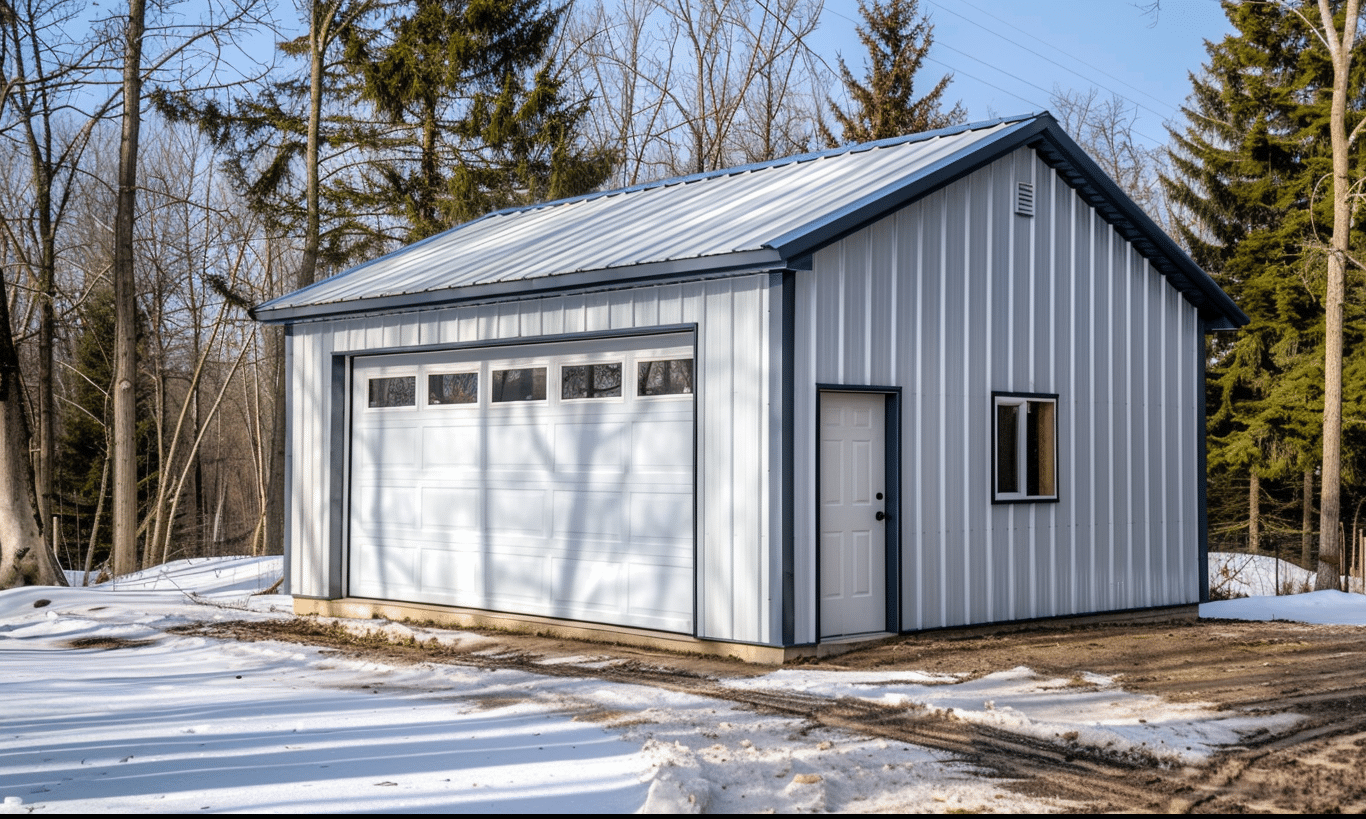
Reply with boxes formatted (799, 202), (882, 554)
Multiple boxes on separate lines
(255, 114), (1247, 329)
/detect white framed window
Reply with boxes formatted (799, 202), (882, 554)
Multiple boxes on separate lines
(992, 392), (1058, 503)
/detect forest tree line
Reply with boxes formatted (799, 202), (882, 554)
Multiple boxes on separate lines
(0, 0), (1361, 588)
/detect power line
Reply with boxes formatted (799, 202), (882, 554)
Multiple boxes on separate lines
(920, 55), (1045, 111)
(823, 1), (1173, 148)
(923, 0), (1180, 119)
(927, 0), (1179, 117)
(932, 42), (1170, 147)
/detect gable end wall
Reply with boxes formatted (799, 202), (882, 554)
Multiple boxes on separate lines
(794, 146), (1201, 639)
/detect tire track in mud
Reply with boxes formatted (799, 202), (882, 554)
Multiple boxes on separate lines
(171, 619), (1244, 812)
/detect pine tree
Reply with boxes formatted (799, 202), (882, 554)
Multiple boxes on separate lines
(819, 0), (965, 147)
(344, 0), (611, 240)
(1165, 0), (1366, 561)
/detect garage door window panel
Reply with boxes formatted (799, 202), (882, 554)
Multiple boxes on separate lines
(561, 362), (623, 400)
(368, 376), (416, 408)
(638, 358), (694, 397)
(492, 367), (546, 402)
(428, 372), (478, 405)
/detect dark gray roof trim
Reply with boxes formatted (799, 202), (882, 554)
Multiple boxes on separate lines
(1027, 124), (1248, 329)
(261, 259), (789, 324)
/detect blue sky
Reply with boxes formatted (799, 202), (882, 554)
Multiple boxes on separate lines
(815, 0), (1234, 148)
(107, 0), (1235, 152)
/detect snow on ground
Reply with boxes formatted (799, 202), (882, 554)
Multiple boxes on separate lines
(0, 556), (1331, 813)
(1202, 589), (1366, 625)
(1203, 551), (1366, 625)
(723, 668), (1299, 767)
(1209, 552), (1317, 598)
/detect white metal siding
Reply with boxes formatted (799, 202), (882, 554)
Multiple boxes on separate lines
(286, 275), (775, 644)
(794, 147), (1203, 640)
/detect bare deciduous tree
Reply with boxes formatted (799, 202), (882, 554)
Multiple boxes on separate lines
(105, 0), (273, 576)
(565, 0), (826, 185)
(1049, 87), (1168, 226)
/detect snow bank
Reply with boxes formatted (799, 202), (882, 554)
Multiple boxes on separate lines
(1202, 589), (1366, 625)
(1209, 552), (1316, 598)
(98, 556), (283, 595)
(61, 556), (282, 595)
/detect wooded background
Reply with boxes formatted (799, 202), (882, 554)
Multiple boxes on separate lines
(0, 0), (1361, 590)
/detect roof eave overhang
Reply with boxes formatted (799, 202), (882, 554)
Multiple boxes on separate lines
(1027, 128), (1249, 329)
(253, 248), (787, 324)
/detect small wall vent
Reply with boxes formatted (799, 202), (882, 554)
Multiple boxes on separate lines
(1014, 181), (1035, 217)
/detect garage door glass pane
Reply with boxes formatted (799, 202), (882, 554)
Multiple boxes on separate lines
(428, 373), (477, 405)
(562, 363), (622, 399)
(492, 367), (546, 402)
(368, 376), (415, 408)
(638, 359), (693, 396)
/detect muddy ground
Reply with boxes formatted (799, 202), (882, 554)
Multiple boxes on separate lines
(180, 616), (1366, 813)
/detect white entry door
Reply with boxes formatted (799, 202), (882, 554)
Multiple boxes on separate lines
(819, 392), (887, 638)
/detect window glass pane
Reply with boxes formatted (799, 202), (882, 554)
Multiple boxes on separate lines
(562, 363), (622, 399)
(638, 359), (694, 396)
(996, 402), (1019, 494)
(1027, 400), (1056, 496)
(428, 372), (477, 405)
(491, 367), (546, 402)
(368, 376), (415, 408)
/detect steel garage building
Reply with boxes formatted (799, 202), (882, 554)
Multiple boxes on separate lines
(255, 113), (1247, 661)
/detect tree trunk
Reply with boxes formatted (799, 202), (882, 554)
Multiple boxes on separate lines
(300, 0), (330, 290)
(111, 0), (146, 577)
(81, 445), (111, 586)
(34, 168), (54, 543)
(1249, 469), (1261, 554)
(1314, 0), (1359, 592)
(261, 0), (336, 559)
(1302, 468), (1314, 567)
(0, 267), (63, 588)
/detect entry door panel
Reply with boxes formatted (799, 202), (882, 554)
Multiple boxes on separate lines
(819, 392), (886, 638)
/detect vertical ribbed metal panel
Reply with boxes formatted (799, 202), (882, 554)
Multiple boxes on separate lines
(286, 275), (773, 644)
(286, 325), (334, 598)
(794, 146), (1205, 639)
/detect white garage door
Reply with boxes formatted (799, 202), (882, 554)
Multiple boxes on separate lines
(347, 334), (695, 633)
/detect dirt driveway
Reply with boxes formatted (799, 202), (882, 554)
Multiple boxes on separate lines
(186, 616), (1366, 813)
